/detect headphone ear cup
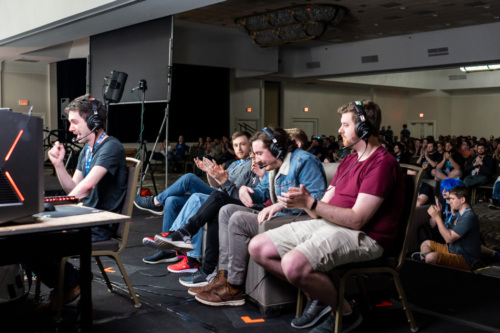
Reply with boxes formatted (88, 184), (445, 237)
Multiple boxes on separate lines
(270, 143), (281, 158)
(355, 121), (370, 139)
(87, 114), (101, 131)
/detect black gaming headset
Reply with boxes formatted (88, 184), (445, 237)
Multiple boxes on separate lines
(353, 101), (372, 141)
(86, 98), (102, 131)
(262, 127), (284, 159)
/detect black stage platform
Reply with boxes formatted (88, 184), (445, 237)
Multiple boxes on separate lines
(2, 198), (500, 332)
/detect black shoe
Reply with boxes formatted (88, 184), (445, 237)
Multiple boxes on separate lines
(309, 308), (362, 333)
(134, 195), (164, 215)
(142, 250), (179, 264)
(411, 252), (423, 262)
(292, 299), (331, 329)
(155, 228), (194, 252)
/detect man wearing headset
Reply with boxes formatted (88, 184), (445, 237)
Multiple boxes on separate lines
(31, 94), (127, 312)
(249, 100), (405, 333)
(193, 125), (327, 307)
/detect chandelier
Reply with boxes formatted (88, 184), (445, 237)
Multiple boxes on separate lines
(235, 5), (347, 47)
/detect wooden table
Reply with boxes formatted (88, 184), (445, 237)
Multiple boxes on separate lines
(0, 205), (130, 332)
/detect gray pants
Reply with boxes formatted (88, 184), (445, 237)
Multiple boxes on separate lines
(218, 204), (260, 285)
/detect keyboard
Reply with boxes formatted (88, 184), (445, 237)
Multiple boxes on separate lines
(44, 195), (78, 205)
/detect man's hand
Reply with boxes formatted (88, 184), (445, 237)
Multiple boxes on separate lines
(48, 141), (66, 168)
(194, 157), (209, 172)
(277, 185), (314, 210)
(251, 158), (266, 180)
(443, 152), (451, 160)
(427, 205), (441, 219)
(434, 196), (442, 212)
(239, 186), (255, 207)
(257, 203), (283, 224)
(206, 162), (228, 185)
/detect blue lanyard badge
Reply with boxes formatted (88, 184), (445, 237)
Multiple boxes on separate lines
(228, 157), (251, 176)
(84, 132), (106, 177)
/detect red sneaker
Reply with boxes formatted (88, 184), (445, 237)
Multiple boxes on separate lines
(167, 256), (200, 273)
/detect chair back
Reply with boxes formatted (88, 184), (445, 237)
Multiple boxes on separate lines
(391, 163), (424, 271)
(322, 162), (340, 184)
(116, 157), (141, 239)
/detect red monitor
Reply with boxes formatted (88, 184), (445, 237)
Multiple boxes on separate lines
(0, 109), (44, 223)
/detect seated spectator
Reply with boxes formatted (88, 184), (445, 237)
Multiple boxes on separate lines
(463, 143), (494, 188)
(416, 181), (435, 207)
(221, 135), (236, 168)
(307, 137), (323, 159)
(431, 141), (464, 180)
(285, 128), (309, 149)
(168, 136), (188, 172)
(392, 142), (411, 164)
(459, 140), (474, 160)
(210, 138), (223, 162)
(248, 100), (404, 332)
(413, 185), (481, 271)
(417, 179), (499, 260)
(488, 149), (500, 209)
(192, 126), (326, 308)
(413, 138), (423, 157)
(416, 141), (441, 179)
(436, 141), (445, 155)
(135, 132), (255, 267)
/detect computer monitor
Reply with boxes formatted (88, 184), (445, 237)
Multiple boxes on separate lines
(0, 109), (44, 223)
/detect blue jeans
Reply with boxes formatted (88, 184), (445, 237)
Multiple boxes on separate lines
(155, 173), (215, 232)
(493, 176), (500, 200)
(169, 193), (208, 259)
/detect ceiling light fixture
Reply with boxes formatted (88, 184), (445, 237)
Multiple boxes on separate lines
(235, 4), (347, 47)
(460, 64), (500, 72)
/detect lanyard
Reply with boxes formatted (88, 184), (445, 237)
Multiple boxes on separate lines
(228, 157), (251, 175)
(84, 132), (106, 177)
(447, 205), (471, 227)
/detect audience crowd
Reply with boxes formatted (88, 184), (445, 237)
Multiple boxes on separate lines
(37, 94), (499, 332)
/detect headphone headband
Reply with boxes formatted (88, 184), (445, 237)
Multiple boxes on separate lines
(353, 100), (371, 140)
(262, 127), (284, 159)
(87, 98), (102, 131)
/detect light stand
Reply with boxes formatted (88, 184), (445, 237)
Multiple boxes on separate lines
(135, 80), (159, 195)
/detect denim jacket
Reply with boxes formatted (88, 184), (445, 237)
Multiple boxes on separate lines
(250, 148), (327, 215)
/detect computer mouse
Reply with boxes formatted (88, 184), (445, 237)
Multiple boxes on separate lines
(44, 202), (56, 212)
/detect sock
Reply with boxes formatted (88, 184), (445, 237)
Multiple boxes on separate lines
(228, 282), (244, 291)
(187, 256), (200, 265)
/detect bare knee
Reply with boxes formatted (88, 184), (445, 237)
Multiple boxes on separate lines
(249, 234), (266, 261)
(281, 251), (311, 285)
(425, 252), (437, 264)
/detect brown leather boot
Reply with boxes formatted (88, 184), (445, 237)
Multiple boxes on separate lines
(188, 270), (226, 296)
(194, 282), (245, 307)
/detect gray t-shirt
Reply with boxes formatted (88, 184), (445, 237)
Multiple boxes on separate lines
(448, 208), (481, 267)
(77, 136), (127, 212)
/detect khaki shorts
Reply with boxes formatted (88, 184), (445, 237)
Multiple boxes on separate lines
(265, 218), (384, 272)
(428, 240), (470, 271)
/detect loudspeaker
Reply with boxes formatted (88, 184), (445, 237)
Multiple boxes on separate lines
(262, 127), (284, 159)
(104, 70), (128, 103)
(86, 98), (102, 131)
(60, 98), (69, 120)
(353, 101), (371, 140)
